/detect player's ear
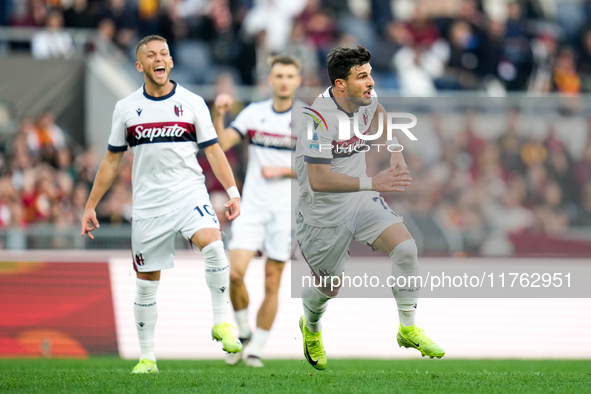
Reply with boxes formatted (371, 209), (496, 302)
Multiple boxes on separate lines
(170, 57), (174, 69)
(334, 78), (346, 92)
(135, 61), (143, 73)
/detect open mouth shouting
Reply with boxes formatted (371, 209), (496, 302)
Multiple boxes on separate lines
(154, 65), (166, 78)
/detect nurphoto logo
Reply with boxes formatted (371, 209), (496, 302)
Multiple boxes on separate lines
(304, 109), (418, 155)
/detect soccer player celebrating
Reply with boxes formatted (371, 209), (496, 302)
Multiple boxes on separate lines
(295, 45), (445, 370)
(212, 55), (301, 367)
(80, 35), (242, 374)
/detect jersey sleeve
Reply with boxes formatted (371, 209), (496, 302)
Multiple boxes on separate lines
(194, 97), (219, 149)
(107, 102), (128, 152)
(228, 104), (252, 139)
(301, 107), (337, 165)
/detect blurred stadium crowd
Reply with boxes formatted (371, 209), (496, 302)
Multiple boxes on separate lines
(384, 107), (591, 255)
(2, 0), (591, 254)
(5, 0), (591, 93)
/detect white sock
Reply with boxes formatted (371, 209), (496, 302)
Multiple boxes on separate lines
(246, 327), (269, 358)
(390, 239), (420, 327)
(134, 278), (159, 361)
(398, 309), (416, 327)
(202, 240), (230, 325)
(302, 284), (330, 333)
(234, 308), (251, 338)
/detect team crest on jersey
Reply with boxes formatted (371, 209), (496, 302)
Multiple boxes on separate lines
(174, 105), (183, 117)
(135, 252), (145, 266)
(363, 108), (369, 125)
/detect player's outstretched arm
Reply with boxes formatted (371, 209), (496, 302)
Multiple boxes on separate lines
(308, 163), (411, 193)
(373, 167), (412, 192)
(308, 163), (360, 192)
(372, 103), (410, 178)
(212, 93), (241, 152)
(202, 143), (241, 221)
(81, 150), (124, 239)
(261, 166), (296, 179)
(390, 150), (409, 174)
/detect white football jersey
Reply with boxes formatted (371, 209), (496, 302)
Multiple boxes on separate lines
(295, 87), (378, 227)
(107, 82), (218, 219)
(230, 99), (297, 211)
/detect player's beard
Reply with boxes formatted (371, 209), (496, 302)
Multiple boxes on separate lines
(276, 93), (292, 101)
(146, 69), (170, 88)
(349, 95), (372, 107)
(345, 85), (373, 107)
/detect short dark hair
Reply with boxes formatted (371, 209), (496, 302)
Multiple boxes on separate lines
(135, 35), (167, 57)
(326, 45), (371, 86)
(269, 55), (301, 70)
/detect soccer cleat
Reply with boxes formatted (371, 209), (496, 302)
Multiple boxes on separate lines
(225, 351), (242, 366)
(131, 359), (159, 374)
(212, 322), (243, 353)
(224, 337), (250, 366)
(397, 324), (445, 359)
(244, 354), (264, 368)
(299, 315), (327, 370)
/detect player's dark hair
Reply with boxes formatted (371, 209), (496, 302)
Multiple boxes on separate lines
(326, 45), (371, 86)
(270, 55), (301, 71)
(135, 35), (167, 57)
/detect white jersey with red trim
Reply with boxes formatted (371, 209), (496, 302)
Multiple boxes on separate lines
(107, 82), (218, 219)
(295, 87), (378, 227)
(230, 98), (296, 211)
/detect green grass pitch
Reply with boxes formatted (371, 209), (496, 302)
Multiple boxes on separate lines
(1, 358), (590, 393)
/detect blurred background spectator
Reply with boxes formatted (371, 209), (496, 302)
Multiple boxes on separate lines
(31, 7), (75, 59)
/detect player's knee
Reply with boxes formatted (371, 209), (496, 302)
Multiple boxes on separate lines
(316, 284), (340, 298)
(264, 274), (281, 295)
(390, 238), (418, 272)
(135, 278), (159, 303)
(202, 240), (228, 270)
(229, 268), (245, 285)
(303, 280), (339, 299)
(314, 275), (342, 298)
(263, 260), (284, 294)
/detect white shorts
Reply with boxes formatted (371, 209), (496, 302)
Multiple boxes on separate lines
(228, 206), (292, 262)
(131, 196), (220, 272)
(296, 192), (403, 278)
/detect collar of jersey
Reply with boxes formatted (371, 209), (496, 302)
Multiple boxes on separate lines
(271, 99), (292, 114)
(143, 81), (177, 101)
(328, 87), (355, 118)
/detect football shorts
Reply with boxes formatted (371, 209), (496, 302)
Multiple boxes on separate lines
(228, 206), (292, 262)
(296, 191), (403, 278)
(131, 195), (221, 272)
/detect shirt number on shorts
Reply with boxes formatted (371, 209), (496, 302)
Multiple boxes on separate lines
(372, 196), (399, 217)
(194, 204), (218, 223)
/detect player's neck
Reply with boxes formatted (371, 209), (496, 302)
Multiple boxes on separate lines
(330, 87), (359, 113)
(272, 97), (292, 113)
(144, 80), (175, 98)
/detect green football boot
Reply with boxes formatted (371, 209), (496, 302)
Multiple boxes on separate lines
(131, 359), (158, 374)
(212, 322), (243, 353)
(397, 324), (445, 359)
(299, 315), (327, 370)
